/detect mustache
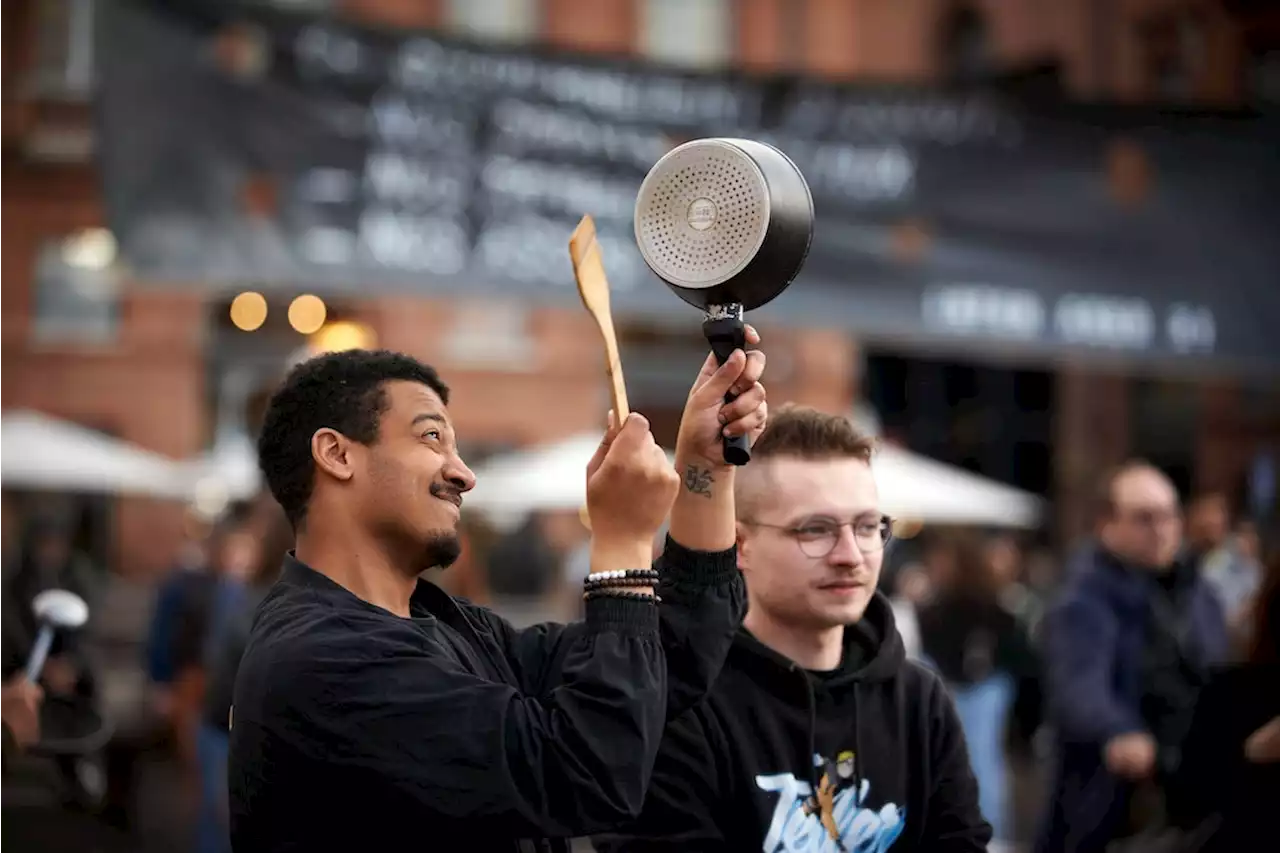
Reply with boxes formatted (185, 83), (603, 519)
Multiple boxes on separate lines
(429, 482), (463, 506)
(818, 575), (870, 588)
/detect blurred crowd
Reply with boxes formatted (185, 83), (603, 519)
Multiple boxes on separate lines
(2, 452), (1276, 852)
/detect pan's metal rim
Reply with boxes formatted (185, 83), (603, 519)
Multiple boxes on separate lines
(633, 138), (772, 291)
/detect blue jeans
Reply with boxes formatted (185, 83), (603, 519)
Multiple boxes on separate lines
(950, 673), (1015, 842)
(196, 724), (231, 853)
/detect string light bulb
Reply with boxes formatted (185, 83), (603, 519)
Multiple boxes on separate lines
(288, 294), (327, 334)
(229, 291), (268, 331)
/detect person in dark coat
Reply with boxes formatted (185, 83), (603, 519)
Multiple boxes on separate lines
(229, 342), (768, 853)
(1035, 462), (1229, 853)
(1165, 549), (1280, 852)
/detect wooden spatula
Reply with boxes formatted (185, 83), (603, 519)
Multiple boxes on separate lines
(570, 215), (629, 531)
(570, 215), (630, 421)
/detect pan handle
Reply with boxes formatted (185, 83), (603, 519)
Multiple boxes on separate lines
(702, 315), (752, 466)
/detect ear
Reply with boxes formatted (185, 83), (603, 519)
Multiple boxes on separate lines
(311, 428), (355, 482)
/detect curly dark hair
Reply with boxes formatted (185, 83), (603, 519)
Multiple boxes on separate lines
(257, 349), (449, 529)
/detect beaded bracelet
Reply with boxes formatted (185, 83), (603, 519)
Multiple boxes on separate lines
(582, 589), (661, 604)
(584, 569), (659, 586)
(583, 575), (655, 592)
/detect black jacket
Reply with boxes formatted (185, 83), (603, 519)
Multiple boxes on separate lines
(227, 537), (744, 852)
(594, 593), (990, 852)
(1166, 662), (1280, 853)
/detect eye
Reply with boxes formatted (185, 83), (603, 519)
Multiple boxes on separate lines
(794, 525), (834, 539)
(422, 429), (441, 441)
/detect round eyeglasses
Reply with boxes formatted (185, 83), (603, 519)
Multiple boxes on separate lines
(745, 516), (894, 559)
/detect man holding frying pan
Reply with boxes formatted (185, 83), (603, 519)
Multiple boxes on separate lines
(228, 335), (767, 853)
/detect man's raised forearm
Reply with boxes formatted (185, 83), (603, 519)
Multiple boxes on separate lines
(668, 456), (736, 552)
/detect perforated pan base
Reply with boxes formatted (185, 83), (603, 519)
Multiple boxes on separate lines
(634, 139), (772, 291)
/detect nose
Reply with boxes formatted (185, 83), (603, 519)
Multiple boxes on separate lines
(826, 525), (865, 568)
(444, 454), (476, 493)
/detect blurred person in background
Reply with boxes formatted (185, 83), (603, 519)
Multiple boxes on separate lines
(1, 502), (46, 766)
(1187, 492), (1262, 648)
(887, 561), (930, 661)
(1234, 518), (1262, 566)
(1, 513), (103, 806)
(1230, 520), (1266, 654)
(987, 533), (1045, 638)
(1036, 462), (1228, 853)
(5, 515), (101, 699)
(595, 406), (990, 852)
(99, 512), (222, 835)
(195, 499), (290, 853)
(1165, 549), (1280, 852)
(144, 505), (259, 827)
(917, 534), (1037, 849)
(144, 511), (219, 762)
(985, 534), (1047, 765)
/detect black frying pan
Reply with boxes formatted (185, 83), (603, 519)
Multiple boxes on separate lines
(634, 138), (814, 465)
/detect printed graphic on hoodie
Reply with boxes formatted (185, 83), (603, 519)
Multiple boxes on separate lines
(757, 751), (905, 852)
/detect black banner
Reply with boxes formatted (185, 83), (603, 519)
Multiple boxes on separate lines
(96, 0), (1280, 369)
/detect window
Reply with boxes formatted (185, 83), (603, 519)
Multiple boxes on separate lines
(640, 0), (732, 70)
(32, 232), (122, 345)
(446, 0), (539, 44)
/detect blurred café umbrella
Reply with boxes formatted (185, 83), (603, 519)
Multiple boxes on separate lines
(1, 410), (190, 498)
(467, 431), (1042, 530)
(182, 432), (263, 519)
(873, 443), (1043, 529)
(467, 433), (677, 531)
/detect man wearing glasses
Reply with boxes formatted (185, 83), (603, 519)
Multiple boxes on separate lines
(594, 405), (990, 852)
(1035, 461), (1228, 853)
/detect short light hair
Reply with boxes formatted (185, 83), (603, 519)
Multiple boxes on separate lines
(736, 405), (876, 518)
(751, 404), (876, 462)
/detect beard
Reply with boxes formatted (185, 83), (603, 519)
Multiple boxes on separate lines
(416, 530), (462, 574)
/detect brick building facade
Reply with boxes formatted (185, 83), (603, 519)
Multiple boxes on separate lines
(3, 0), (1276, 574)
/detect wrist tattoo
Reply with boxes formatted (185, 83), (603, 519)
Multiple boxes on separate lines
(683, 464), (715, 498)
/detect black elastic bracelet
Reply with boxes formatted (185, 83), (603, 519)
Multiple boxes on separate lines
(582, 589), (660, 604)
(583, 576), (654, 592)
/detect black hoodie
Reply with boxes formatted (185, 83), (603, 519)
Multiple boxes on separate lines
(594, 593), (990, 852)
